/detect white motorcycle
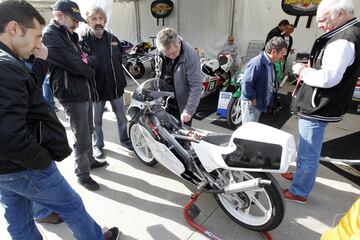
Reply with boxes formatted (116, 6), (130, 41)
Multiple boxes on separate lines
(128, 78), (297, 231)
(200, 54), (233, 97)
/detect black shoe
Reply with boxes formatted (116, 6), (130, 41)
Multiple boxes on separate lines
(94, 147), (104, 159)
(78, 177), (99, 191)
(90, 160), (108, 170)
(120, 141), (133, 151)
(104, 227), (121, 240)
(35, 212), (63, 224)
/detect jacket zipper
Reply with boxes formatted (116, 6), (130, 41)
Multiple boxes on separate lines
(109, 34), (119, 99)
(65, 30), (93, 100)
(64, 70), (68, 89)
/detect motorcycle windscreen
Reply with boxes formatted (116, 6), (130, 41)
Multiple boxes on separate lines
(222, 138), (282, 170)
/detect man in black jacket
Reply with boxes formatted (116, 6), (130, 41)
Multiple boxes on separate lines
(81, 5), (132, 159)
(0, 1), (120, 239)
(281, 24), (295, 73)
(282, 0), (360, 203)
(43, 0), (107, 191)
(264, 19), (289, 46)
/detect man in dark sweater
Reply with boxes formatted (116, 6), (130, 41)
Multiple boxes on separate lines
(81, 5), (132, 160)
(282, 0), (360, 203)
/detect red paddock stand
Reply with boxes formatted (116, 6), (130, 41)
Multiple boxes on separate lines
(183, 192), (273, 240)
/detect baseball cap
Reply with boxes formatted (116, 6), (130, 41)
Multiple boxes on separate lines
(52, 0), (86, 22)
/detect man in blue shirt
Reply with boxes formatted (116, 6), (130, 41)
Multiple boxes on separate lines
(240, 36), (287, 123)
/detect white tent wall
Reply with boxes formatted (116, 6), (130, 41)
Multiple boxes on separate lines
(108, 0), (232, 59)
(179, 0), (232, 60)
(137, 0), (179, 44)
(109, 1), (138, 44)
(84, 0), (360, 67)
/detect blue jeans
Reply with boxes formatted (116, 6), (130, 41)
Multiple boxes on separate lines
(0, 162), (103, 240)
(289, 117), (328, 197)
(32, 202), (52, 219)
(93, 96), (129, 149)
(62, 101), (96, 179)
(241, 100), (261, 123)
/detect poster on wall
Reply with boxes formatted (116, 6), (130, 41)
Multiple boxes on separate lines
(281, 0), (321, 16)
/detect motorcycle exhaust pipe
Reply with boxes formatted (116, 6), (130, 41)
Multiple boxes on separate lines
(222, 178), (271, 194)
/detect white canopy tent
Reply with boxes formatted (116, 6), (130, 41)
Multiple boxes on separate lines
(75, 0), (360, 66)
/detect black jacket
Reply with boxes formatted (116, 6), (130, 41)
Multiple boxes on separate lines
(42, 20), (98, 103)
(80, 30), (127, 101)
(0, 42), (72, 174)
(293, 18), (360, 122)
(265, 26), (282, 45)
(281, 34), (293, 61)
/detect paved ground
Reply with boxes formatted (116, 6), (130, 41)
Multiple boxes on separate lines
(1, 71), (359, 240)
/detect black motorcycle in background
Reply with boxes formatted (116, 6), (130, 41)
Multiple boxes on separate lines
(123, 41), (156, 79)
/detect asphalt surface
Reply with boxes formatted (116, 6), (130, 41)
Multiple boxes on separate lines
(0, 70), (359, 240)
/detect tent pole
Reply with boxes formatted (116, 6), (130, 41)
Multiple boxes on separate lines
(229, 0), (235, 35)
(177, 0), (180, 34)
(135, 0), (141, 42)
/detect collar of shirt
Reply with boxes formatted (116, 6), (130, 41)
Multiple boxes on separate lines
(263, 51), (272, 65)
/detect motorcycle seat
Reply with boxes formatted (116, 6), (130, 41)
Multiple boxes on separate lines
(202, 134), (231, 147)
(149, 91), (174, 99)
(202, 64), (216, 76)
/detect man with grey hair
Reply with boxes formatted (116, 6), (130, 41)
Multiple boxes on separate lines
(240, 36), (287, 123)
(81, 5), (132, 160)
(155, 27), (203, 125)
(281, 0), (360, 203)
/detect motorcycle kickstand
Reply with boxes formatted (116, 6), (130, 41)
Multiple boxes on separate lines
(183, 191), (224, 240)
(183, 191), (274, 240)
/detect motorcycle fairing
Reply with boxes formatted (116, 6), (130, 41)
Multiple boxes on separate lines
(138, 124), (185, 176)
(218, 54), (233, 72)
(191, 122), (297, 173)
(222, 138), (282, 170)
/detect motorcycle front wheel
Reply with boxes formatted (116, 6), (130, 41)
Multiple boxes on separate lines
(129, 122), (157, 166)
(226, 97), (242, 129)
(125, 61), (145, 79)
(214, 171), (285, 231)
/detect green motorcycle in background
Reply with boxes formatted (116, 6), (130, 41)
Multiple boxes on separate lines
(226, 69), (243, 129)
(226, 62), (284, 129)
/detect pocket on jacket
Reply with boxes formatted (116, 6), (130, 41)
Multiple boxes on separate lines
(29, 112), (72, 162)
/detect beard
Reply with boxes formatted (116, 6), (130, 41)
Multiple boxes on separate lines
(92, 24), (104, 37)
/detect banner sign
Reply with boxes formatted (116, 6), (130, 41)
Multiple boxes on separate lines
(281, 0), (321, 16)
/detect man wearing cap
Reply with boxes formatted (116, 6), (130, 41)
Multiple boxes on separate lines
(43, 0), (107, 191)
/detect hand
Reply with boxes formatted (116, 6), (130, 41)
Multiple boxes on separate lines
(33, 43), (48, 60)
(87, 55), (99, 69)
(292, 63), (307, 75)
(250, 98), (257, 106)
(180, 112), (192, 123)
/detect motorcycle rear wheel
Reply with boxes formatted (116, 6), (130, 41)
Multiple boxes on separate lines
(214, 171), (285, 231)
(226, 97), (242, 129)
(129, 122), (157, 166)
(125, 61), (145, 79)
